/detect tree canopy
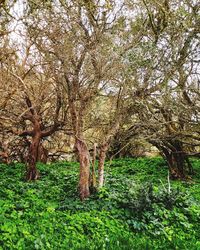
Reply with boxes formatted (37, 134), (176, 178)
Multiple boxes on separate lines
(0, 0), (199, 199)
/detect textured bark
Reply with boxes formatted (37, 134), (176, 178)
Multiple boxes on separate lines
(153, 140), (191, 180)
(165, 151), (186, 179)
(19, 93), (61, 180)
(90, 143), (97, 190)
(26, 133), (40, 181)
(68, 89), (91, 200)
(76, 138), (90, 200)
(0, 151), (9, 164)
(98, 142), (109, 188)
(37, 144), (48, 163)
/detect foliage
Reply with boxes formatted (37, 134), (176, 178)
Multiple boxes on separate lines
(0, 157), (200, 249)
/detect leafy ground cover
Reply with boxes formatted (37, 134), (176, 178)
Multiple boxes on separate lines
(0, 157), (200, 249)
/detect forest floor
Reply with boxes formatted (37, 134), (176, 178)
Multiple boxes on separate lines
(0, 157), (200, 250)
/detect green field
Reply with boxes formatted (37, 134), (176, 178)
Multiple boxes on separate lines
(0, 158), (200, 249)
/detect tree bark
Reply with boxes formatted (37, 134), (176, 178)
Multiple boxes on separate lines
(75, 138), (90, 200)
(168, 141), (189, 179)
(165, 151), (186, 179)
(0, 151), (9, 164)
(37, 144), (48, 163)
(90, 143), (97, 191)
(153, 140), (192, 180)
(98, 142), (109, 189)
(26, 133), (40, 181)
(68, 91), (91, 200)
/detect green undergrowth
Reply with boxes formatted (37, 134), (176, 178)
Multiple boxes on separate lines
(0, 157), (200, 249)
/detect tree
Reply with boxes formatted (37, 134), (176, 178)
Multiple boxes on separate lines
(119, 0), (200, 179)
(24, 0), (125, 199)
(0, 59), (65, 179)
(87, 88), (126, 188)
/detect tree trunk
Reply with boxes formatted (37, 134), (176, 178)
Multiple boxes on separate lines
(161, 141), (189, 179)
(37, 144), (48, 163)
(165, 151), (186, 179)
(151, 140), (192, 180)
(0, 151), (9, 164)
(98, 142), (109, 189)
(75, 138), (90, 200)
(90, 143), (97, 191)
(26, 134), (40, 181)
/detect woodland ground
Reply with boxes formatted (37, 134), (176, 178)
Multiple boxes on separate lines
(0, 157), (200, 250)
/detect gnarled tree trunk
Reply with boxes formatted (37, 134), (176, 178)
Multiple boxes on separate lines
(68, 90), (91, 200)
(37, 143), (48, 163)
(152, 140), (192, 180)
(26, 133), (40, 181)
(75, 138), (90, 200)
(165, 151), (186, 179)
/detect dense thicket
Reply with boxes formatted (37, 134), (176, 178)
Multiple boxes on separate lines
(0, 0), (199, 199)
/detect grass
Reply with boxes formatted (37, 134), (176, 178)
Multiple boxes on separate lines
(0, 157), (200, 249)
